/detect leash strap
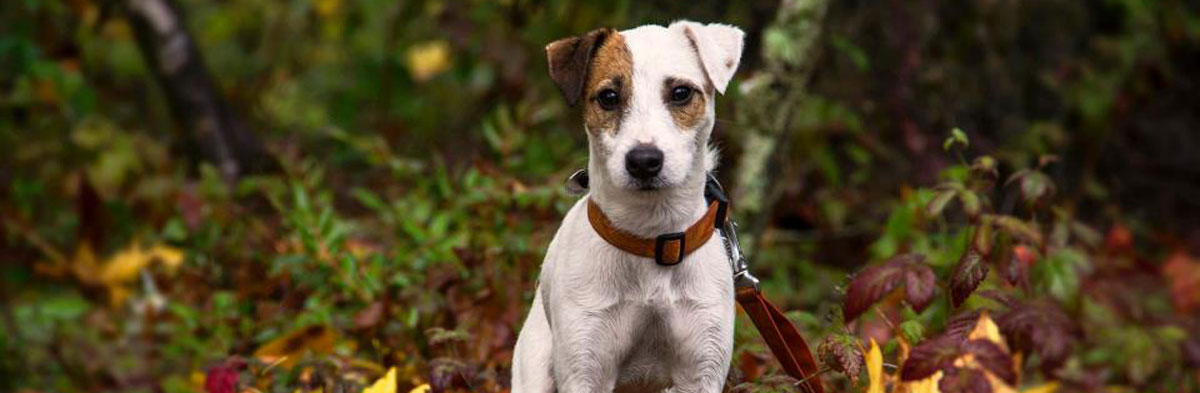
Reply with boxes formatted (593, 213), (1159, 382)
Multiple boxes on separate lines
(705, 174), (824, 393)
(735, 288), (824, 393)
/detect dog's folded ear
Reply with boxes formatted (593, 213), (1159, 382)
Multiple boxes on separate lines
(673, 21), (744, 95)
(546, 28), (615, 106)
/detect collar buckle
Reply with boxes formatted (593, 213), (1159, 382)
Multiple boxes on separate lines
(654, 232), (687, 266)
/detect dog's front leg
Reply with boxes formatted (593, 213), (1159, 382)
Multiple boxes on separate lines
(550, 304), (629, 393)
(667, 301), (735, 393)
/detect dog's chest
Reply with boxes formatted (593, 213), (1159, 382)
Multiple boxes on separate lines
(622, 261), (690, 305)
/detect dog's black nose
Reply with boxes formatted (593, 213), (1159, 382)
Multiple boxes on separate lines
(625, 145), (664, 180)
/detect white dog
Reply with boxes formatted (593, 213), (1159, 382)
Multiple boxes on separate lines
(512, 21), (745, 393)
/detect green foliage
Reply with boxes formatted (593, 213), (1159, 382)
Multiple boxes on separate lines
(3, 0), (1200, 392)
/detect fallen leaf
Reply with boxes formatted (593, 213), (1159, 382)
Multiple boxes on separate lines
(362, 367), (397, 393)
(254, 325), (337, 367)
(408, 384), (430, 393)
(406, 41), (451, 82)
(99, 242), (185, 284)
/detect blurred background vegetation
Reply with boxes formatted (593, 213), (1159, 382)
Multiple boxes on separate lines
(2, 0), (1199, 392)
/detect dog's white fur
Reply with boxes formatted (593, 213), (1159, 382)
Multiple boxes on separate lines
(513, 21), (744, 393)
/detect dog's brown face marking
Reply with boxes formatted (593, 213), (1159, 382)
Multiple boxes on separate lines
(662, 78), (707, 131)
(582, 34), (632, 135)
(545, 28), (632, 135)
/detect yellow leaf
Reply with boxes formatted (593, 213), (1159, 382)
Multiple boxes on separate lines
(99, 241), (149, 284)
(987, 373), (1018, 393)
(362, 367), (397, 393)
(405, 41), (451, 82)
(968, 311), (1007, 350)
(866, 339), (884, 393)
(147, 244), (185, 271)
(407, 384), (430, 393)
(899, 370), (942, 393)
(190, 370), (207, 389)
(1021, 382), (1059, 393)
(98, 241), (185, 285)
(957, 312), (1018, 393)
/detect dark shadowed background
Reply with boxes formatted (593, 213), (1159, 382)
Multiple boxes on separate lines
(2, 0), (1199, 392)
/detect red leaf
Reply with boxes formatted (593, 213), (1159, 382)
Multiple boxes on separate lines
(844, 254), (935, 321)
(995, 299), (1078, 374)
(942, 310), (983, 340)
(1013, 245), (1037, 267)
(902, 332), (1016, 386)
(844, 261), (906, 322)
(818, 333), (864, 384)
(963, 339), (1016, 384)
(1103, 223), (1133, 254)
(1162, 251), (1200, 313)
(905, 263), (936, 313)
(950, 249), (988, 307)
(204, 359), (245, 393)
(938, 368), (992, 393)
(900, 334), (963, 381)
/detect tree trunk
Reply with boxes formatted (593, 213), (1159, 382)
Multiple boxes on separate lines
(733, 0), (831, 254)
(123, 0), (275, 182)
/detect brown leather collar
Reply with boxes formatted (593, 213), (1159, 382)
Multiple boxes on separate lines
(586, 198), (724, 265)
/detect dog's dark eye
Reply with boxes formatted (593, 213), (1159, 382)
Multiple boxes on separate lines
(669, 86), (694, 105)
(595, 89), (620, 111)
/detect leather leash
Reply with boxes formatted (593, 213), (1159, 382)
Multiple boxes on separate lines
(571, 170), (824, 393)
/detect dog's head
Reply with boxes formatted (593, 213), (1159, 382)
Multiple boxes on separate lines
(546, 21), (743, 194)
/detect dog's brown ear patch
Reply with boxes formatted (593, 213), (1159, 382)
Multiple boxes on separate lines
(546, 28), (614, 106)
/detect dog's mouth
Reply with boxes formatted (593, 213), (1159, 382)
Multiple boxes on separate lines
(630, 178), (668, 191)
